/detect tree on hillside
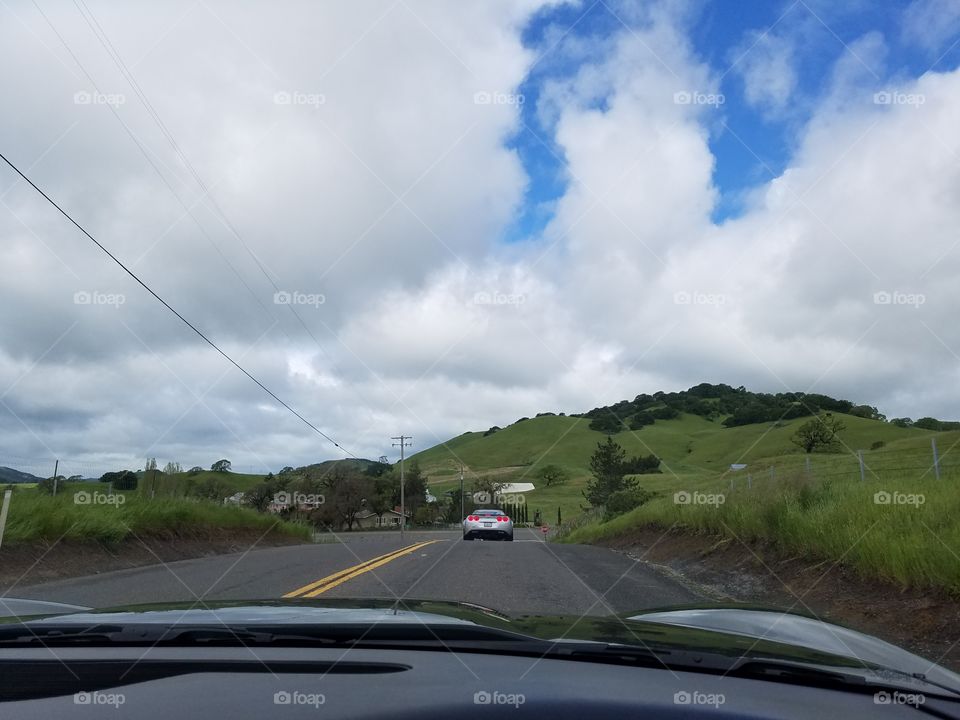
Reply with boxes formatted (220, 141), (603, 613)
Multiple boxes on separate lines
(536, 464), (570, 487)
(145, 458), (158, 471)
(211, 459), (232, 473)
(791, 414), (846, 453)
(99, 470), (137, 490)
(398, 460), (427, 515)
(194, 476), (230, 502)
(163, 462), (182, 475)
(584, 437), (638, 508)
(890, 417), (913, 428)
(471, 474), (506, 505)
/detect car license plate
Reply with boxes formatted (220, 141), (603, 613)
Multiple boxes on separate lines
(483, 522), (493, 527)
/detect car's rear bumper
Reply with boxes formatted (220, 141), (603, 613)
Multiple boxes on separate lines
(463, 528), (513, 540)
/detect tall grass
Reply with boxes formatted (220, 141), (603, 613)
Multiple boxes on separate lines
(2, 493), (310, 545)
(564, 471), (960, 595)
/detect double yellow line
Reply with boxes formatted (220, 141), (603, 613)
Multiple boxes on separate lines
(283, 540), (439, 598)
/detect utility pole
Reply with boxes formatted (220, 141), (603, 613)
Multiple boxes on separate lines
(459, 463), (465, 523)
(52, 459), (59, 496)
(391, 435), (412, 541)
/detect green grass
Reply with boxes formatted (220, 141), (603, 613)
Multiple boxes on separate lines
(563, 463), (960, 595)
(409, 411), (942, 525)
(1, 491), (310, 545)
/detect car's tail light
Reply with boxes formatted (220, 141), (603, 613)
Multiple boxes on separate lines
(467, 516), (479, 521)
(497, 516), (509, 522)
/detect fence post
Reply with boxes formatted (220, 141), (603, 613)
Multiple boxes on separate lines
(769, 466), (775, 481)
(805, 455), (811, 477)
(932, 438), (941, 480)
(858, 450), (865, 481)
(730, 476), (734, 492)
(0, 489), (11, 550)
(747, 473), (752, 490)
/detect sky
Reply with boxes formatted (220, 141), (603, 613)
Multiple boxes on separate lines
(1, 0), (959, 475)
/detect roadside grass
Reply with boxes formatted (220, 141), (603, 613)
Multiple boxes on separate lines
(564, 467), (960, 595)
(1, 491), (310, 545)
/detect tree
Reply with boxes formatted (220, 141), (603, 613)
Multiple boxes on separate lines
(243, 482), (275, 512)
(194, 476), (230, 502)
(163, 462), (182, 475)
(145, 458), (157, 471)
(584, 437), (636, 508)
(321, 467), (373, 530)
(890, 417), (913, 428)
(400, 460), (427, 515)
(187, 466), (204, 475)
(536, 464), (570, 487)
(791, 414), (847, 453)
(914, 417), (943, 431)
(211, 459), (232, 473)
(67, 474), (83, 482)
(113, 471), (138, 490)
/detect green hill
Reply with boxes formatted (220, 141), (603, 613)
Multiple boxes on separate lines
(407, 390), (946, 523)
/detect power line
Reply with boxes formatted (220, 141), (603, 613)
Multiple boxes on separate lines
(64, 0), (383, 419)
(0, 149), (355, 458)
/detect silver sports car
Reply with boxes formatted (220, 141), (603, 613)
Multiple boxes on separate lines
(463, 508), (514, 541)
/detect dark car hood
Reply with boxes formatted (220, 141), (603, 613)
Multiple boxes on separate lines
(4, 597), (958, 692)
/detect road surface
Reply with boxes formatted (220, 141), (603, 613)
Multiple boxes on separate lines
(10, 529), (701, 615)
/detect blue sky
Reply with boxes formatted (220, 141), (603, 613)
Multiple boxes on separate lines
(505, 0), (960, 239)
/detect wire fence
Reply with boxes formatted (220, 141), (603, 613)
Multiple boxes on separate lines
(722, 438), (959, 489)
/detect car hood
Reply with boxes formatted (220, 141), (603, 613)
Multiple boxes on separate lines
(3, 597), (958, 692)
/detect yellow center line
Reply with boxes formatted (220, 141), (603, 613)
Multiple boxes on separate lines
(283, 540), (440, 598)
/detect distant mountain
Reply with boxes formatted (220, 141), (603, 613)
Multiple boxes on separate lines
(0, 466), (43, 484)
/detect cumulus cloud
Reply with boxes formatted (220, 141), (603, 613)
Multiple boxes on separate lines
(0, 1), (958, 472)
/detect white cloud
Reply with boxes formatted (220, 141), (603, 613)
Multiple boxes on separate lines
(1, 2), (959, 472)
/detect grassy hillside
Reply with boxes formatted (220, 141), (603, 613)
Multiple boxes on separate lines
(409, 411), (941, 523)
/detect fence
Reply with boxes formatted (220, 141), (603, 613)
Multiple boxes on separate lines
(722, 438), (957, 490)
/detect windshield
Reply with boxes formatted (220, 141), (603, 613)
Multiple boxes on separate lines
(1, 0), (959, 715)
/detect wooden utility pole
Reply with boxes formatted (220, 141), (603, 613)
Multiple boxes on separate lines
(391, 436), (412, 541)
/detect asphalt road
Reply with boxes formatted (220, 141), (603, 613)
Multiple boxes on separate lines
(11, 529), (702, 616)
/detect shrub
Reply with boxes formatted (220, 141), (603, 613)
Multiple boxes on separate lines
(605, 488), (655, 520)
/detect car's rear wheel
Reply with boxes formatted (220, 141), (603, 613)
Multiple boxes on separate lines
(505, 534), (513, 542)
(463, 534), (474, 541)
